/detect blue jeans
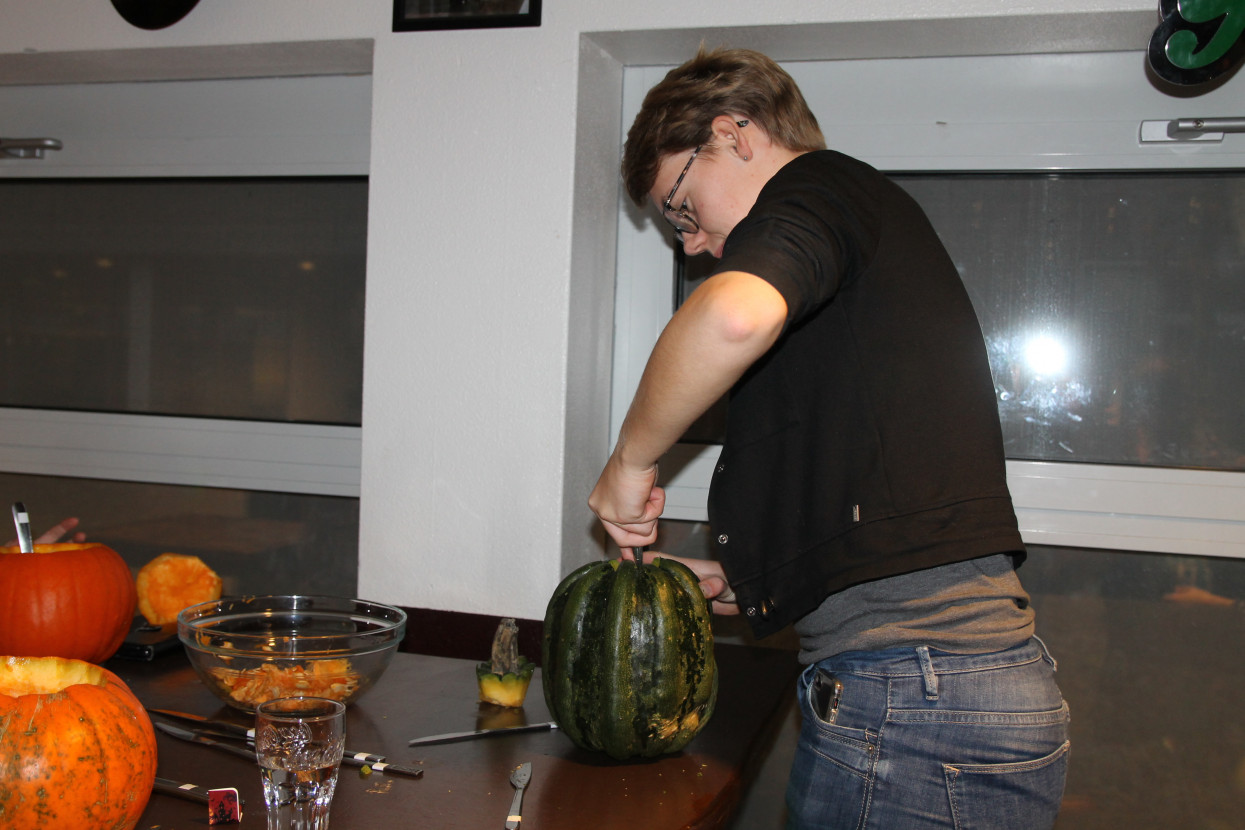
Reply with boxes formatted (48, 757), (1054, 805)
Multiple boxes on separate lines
(785, 638), (1070, 830)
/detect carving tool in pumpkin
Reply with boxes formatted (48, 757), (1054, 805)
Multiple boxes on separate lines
(149, 708), (387, 764)
(10, 502), (33, 552)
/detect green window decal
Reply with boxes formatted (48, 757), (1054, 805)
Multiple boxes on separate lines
(1149, 0), (1245, 84)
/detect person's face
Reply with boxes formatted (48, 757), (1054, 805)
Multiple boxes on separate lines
(649, 145), (751, 259)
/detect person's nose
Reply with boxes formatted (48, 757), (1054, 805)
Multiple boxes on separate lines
(680, 229), (710, 256)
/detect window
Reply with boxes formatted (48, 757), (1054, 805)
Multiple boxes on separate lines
(896, 171), (1245, 471)
(1, 177), (366, 424)
(0, 74), (370, 595)
(613, 50), (1245, 559)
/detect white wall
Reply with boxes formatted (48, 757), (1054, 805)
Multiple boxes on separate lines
(0, 1), (1159, 621)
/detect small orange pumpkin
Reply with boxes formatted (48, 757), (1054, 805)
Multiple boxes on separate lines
(0, 543), (138, 663)
(0, 656), (158, 830)
(135, 552), (222, 625)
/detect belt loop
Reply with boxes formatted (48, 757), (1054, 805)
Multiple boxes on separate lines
(916, 645), (939, 700)
(1033, 635), (1058, 672)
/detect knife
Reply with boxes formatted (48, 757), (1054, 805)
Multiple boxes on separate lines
(155, 721), (256, 761)
(155, 720), (424, 779)
(408, 721), (557, 747)
(152, 776), (246, 808)
(149, 708), (387, 765)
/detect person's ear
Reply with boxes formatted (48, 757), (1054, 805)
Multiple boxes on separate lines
(711, 114), (752, 162)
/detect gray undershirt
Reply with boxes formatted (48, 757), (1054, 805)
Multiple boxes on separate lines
(794, 553), (1035, 664)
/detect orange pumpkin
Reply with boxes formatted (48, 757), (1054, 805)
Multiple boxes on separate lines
(0, 656), (158, 830)
(136, 552), (222, 625)
(0, 543), (138, 663)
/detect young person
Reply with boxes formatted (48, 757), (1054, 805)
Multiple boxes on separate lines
(588, 47), (1070, 829)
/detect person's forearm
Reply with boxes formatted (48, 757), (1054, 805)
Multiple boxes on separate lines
(614, 271), (787, 471)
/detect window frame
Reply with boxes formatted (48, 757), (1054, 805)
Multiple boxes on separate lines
(611, 52), (1245, 560)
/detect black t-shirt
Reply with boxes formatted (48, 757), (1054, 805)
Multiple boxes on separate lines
(707, 150), (1024, 637)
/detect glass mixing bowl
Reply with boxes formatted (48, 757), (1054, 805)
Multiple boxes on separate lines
(177, 595), (407, 712)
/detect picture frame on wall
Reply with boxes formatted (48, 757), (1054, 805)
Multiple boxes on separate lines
(393, 0), (541, 32)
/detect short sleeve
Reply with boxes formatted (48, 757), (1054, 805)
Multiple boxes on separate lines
(712, 153), (877, 330)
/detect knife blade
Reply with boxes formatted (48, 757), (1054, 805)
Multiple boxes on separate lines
(152, 777), (247, 808)
(149, 708), (386, 764)
(155, 720), (424, 779)
(155, 721), (257, 761)
(149, 708), (254, 740)
(408, 721), (557, 747)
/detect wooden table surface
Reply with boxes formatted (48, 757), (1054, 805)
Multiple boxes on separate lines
(111, 642), (798, 830)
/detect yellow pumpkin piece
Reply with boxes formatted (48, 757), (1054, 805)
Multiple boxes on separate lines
(136, 552), (223, 625)
(476, 664), (535, 708)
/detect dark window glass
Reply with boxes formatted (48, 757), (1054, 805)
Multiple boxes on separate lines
(0, 178), (367, 425)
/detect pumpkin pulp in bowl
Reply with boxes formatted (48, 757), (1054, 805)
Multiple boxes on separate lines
(177, 595), (406, 712)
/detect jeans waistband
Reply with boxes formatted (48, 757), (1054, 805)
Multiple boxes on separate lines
(810, 636), (1056, 678)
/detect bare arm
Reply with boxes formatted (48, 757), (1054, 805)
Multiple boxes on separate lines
(589, 270), (787, 549)
(5, 516), (86, 547)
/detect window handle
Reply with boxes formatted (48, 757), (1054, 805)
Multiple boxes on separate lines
(1140, 117), (1245, 143)
(0, 137), (63, 159)
(1174, 117), (1245, 133)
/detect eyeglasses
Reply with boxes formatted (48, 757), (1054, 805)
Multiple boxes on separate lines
(659, 122), (750, 236)
(661, 146), (702, 235)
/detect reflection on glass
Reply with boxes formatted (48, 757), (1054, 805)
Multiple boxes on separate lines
(1023, 334), (1071, 378)
(1018, 543), (1245, 829)
(900, 171), (1245, 471)
(675, 171), (1245, 472)
(0, 472), (358, 598)
(0, 178), (368, 425)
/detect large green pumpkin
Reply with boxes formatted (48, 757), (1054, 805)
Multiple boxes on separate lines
(541, 557), (717, 760)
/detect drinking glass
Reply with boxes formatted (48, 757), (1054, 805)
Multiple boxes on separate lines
(254, 697), (347, 830)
